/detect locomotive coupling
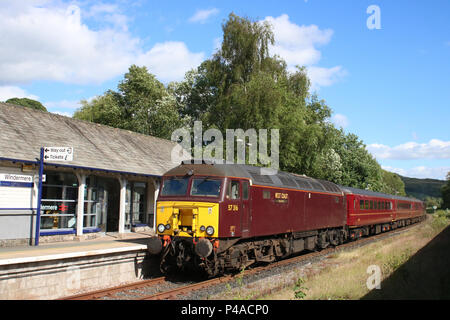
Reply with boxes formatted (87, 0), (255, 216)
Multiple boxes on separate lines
(194, 238), (213, 258)
(147, 237), (163, 255)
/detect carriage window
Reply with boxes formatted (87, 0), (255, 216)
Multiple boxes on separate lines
(370, 201), (373, 209)
(365, 200), (369, 209)
(263, 190), (271, 199)
(360, 200), (364, 210)
(381, 201), (385, 210)
(242, 181), (249, 200)
(228, 180), (240, 200)
(374, 201), (378, 210)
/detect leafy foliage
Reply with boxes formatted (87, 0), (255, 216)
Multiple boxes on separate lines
(293, 277), (308, 299)
(381, 170), (406, 196)
(442, 172), (450, 209)
(5, 97), (47, 112)
(74, 65), (184, 139)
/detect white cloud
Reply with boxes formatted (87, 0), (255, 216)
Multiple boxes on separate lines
(0, 1), (204, 85)
(137, 42), (205, 83)
(44, 95), (98, 117)
(382, 165), (450, 180)
(262, 14), (346, 90)
(308, 66), (348, 89)
(367, 139), (450, 160)
(0, 86), (39, 101)
(213, 37), (222, 53)
(189, 8), (219, 23)
(330, 113), (349, 128)
(51, 110), (73, 117)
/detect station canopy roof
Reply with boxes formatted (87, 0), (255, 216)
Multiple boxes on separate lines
(0, 102), (180, 177)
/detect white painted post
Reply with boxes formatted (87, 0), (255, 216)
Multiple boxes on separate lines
(152, 179), (160, 231)
(76, 173), (86, 237)
(146, 180), (153, 228)
(118, 177), (127, 234)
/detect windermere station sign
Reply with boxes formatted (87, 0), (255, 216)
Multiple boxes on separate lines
(0, 173), (34, 188)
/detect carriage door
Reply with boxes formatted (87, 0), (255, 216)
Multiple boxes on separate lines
(241, 180), (251, 237)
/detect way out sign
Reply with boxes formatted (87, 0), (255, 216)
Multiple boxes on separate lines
(44, 146), (74, 162)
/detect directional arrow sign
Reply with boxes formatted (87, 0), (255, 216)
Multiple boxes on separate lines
(43, 146), (74, 162)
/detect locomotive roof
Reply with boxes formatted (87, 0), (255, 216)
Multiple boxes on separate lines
(339, 186), (421, 203)
(165, 162), (423, 202)
(164, 161), (343, 194)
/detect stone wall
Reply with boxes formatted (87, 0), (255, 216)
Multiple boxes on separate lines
(0, 249), (151, 299)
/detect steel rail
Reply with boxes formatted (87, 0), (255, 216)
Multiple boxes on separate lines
(61, 276), (167, 300)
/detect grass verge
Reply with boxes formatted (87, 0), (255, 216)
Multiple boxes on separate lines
(264, 211), (450, 300)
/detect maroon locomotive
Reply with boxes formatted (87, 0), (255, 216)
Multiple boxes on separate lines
(148, 162), (425, 276)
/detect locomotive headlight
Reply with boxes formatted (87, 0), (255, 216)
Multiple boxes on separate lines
(200, 225), (206, 232)
(165, 224), (171, 230)
(206, 226), (214, 236)
(157, 224), (166, 233)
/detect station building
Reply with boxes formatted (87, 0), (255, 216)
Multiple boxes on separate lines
(0, 102), (179, 247)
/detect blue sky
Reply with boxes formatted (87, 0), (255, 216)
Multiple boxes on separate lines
(0, 0), (449, 179)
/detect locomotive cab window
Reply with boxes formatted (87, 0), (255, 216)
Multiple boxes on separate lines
(190, 178), (222, 197)
(227, 180), (240, 200)
(161, 177), (189, 196)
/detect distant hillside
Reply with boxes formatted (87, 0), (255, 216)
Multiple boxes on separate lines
(400, 176), (445, 200)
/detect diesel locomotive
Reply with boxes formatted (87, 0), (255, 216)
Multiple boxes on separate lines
(147, 161), (425, 276)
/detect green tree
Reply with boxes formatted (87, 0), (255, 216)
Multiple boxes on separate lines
(74, 65), (184, 139)
(442, 172), (450, 209)
(424, 196), (442, 209)
(5, 97), (47, 112)
(313, 128), (386, 192)
(172, 13), (332, 176)
(381, 169), (406, 196)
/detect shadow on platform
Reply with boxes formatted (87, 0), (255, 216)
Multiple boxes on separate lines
(363, 225), (450, 300)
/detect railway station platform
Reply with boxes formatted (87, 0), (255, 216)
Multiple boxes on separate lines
(0, 232), (157, 300)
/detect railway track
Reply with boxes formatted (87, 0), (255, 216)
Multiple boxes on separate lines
(62, 219), (425, 300)
(62, 277), (167, 300)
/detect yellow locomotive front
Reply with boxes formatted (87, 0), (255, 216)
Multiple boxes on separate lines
(148, 173), (223, 275)
(156, 201), (219, 238)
